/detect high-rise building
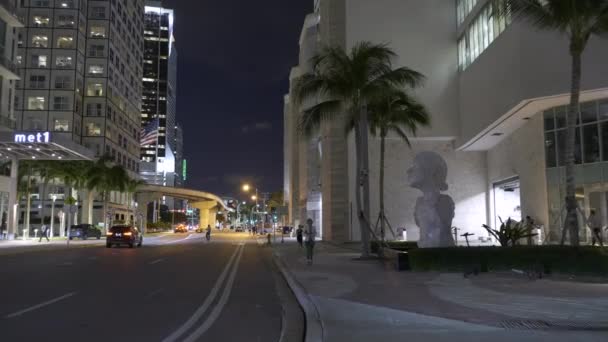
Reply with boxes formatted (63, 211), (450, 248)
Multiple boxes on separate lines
(140, 1), (177, 187)
(173, 122), (184, 186)
(285, 0), (608, 244)
(14, 0), (145, 223)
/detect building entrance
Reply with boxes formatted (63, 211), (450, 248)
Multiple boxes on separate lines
(493, 177), (521, 228)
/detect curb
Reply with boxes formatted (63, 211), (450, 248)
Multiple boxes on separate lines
(272, 250), (324, 342)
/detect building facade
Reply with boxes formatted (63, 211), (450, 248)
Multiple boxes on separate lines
(284, 0), (608, 244)
(140, 1), (177, 189)
(13, 0), (145, 226)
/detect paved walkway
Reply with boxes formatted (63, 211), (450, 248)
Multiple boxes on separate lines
(270, 239), (608, 341)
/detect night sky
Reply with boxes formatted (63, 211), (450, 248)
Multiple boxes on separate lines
(162, 0), (312, 198)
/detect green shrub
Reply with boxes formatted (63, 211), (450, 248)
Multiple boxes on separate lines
(409, 246), (608, 276)
(371, 241), (418, 253)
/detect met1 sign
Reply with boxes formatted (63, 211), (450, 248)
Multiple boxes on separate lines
(14, 132), (51, 144)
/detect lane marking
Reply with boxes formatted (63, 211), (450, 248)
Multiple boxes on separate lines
(162, 234), (194, 245)
(183, 244), (245, 342)
(5, 292), (77, 319)
(162, 244), (243, 342)
(148, 258), (165, 265)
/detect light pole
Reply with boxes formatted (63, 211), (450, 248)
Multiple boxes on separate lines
(243, 184), (261, 233)
(50, 195), (56, 238)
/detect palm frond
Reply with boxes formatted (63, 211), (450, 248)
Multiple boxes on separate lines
(298, 100), (342, 137)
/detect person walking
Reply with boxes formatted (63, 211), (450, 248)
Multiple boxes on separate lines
(587, 210), (604, 247)
(296, 225), (304, 248)
(39, 224), (50, 242)
(304, 219), (316, 265)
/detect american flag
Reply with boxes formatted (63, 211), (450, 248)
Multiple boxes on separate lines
(140, 119), (159, 146)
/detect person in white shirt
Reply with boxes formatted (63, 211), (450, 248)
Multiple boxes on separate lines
(304, 218), (316, 265)
(587, 210), (604, 247)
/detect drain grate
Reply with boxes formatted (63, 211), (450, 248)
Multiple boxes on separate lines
(500, 319), (608, 331)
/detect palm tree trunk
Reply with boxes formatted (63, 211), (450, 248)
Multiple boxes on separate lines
(40, 180), (48, 227)
(355, 108), (372, 257)
(25, 169), (32, 238)
(103, 191), (109, 232)
(563, 50), (582, 246)
(379, 133), (386, 242)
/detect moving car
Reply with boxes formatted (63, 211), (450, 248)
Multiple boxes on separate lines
(174, 224), (188, 233)
(106, 225), (143, 248)
(69, 224), (102, 240)
(235, 226), (244, 232)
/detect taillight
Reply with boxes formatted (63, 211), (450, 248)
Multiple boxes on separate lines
(123, 232), (132, 236)
(106, 232), (113, 236)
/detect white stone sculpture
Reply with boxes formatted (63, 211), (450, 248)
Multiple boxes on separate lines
(407, 151), (455, 248)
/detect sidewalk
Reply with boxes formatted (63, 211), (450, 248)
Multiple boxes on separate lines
(270, 239), (608, 341)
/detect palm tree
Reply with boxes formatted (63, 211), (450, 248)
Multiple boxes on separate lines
(292, 41), (424, 257)
(86, 156), (129, 230)
(496, 0), (608, 245)
(368, 89), (430, 242)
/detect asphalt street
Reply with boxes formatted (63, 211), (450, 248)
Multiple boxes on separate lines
(0, 231), (294, 342)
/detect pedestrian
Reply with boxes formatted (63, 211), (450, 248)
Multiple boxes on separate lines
(296, 225), (303, 248)
(304, 218), (316, 265)
(39, 224), (50, 242)
(587, 210), (604, 247)
(206, 224), (212, 241)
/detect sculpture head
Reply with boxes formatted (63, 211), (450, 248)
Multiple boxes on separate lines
(407, 151), (448, 193)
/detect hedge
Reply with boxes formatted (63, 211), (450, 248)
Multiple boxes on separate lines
(371, 241), (418, 253)
(408, 246), (608, 276)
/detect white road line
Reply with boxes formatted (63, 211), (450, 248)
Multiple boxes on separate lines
(182, 244), (245, 342)
(148, 258), (165, 265)
(162, 244), (243, 342)
(162, 234), (193, 245)
(5, 292), (76, 319)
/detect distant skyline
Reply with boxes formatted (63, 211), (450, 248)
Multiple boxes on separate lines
(162, 0), (312, 198)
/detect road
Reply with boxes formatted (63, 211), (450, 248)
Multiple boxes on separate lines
(0, 231), (299, 342)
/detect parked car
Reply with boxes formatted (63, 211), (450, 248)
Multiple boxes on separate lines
(174, 224), (188, 233)
(106, 225), (143, 248)
(69, 224), (102, 240)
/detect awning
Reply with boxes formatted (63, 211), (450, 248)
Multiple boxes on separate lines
(0, 131), (95, 161)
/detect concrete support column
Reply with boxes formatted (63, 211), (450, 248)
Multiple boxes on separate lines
(82, 190), (95, 224)
(192, 201), (217, 228)
(6, 158), (18, 240)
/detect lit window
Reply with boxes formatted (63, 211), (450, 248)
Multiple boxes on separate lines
(90, 26), (106, 38)
(87, 83), (104, 96)
(85, 122), (102, 136)
(32, 16), (50, 27)
(57, 36), (74, 49)
(88, 64), (104, 75)
(30, 55), (47, 68)
(58, 1), (74, 8)
(27, 96), (46, 110)
(53, 96), (70, 111)
(32, 35), (49, 48)
(53, 119), (70, 132)
(57, 15), (75, 28)
(55, 56), (73, 68)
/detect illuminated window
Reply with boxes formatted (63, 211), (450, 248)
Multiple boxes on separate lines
(55, 56), (73, 68)
(85, 122), (102, 136)
(88, 64), (104, 75)
(53, 119), (70, 132)
(456, 0), (478, 25)
(31, 55), (48, 68)
(58, 1), (74, 8)
(458, 0), (512, 70)
(90, 26), (106, 38)
(57, 15), (75, 28)
(32, 35), (48, 48)
(27, 96), (46, 110)
(87, 83), (104, 96)
(57, 36), (74, 49)
(32, 16), (50, 27)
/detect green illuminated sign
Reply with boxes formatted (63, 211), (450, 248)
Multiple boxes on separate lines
(182, 159), (187, 181)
